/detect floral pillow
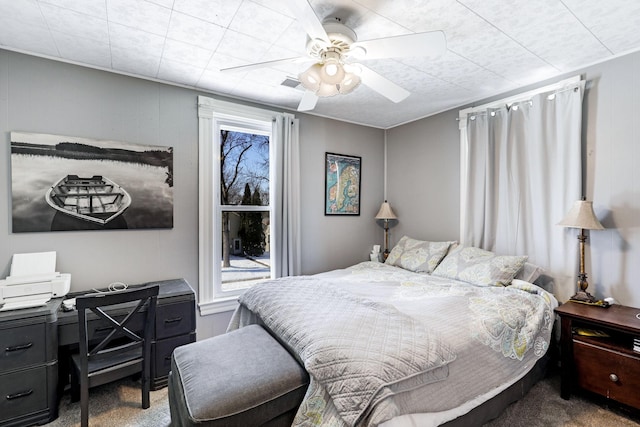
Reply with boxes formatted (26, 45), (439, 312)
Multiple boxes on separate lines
(432, 246), (527, 287)
(385, 236), (454, 273)
(514, 262), (544, 283)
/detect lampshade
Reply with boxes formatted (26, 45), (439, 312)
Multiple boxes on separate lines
(375, 201), (397, 220)
(298, 53), (362, 98)
(299, 64), (322, 92)
(557, 200), (604, 230)
(320, 60), (345, 84)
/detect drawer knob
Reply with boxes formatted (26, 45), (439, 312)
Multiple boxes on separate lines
(609, 373), (619, 383)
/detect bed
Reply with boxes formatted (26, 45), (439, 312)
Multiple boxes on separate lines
(227, 238), (558, 427)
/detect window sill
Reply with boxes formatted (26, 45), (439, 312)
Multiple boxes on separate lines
(198, 296), (239, 316)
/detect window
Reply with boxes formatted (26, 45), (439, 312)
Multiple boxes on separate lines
(198, 97), (300, 315)
(219, 127), (272, 293)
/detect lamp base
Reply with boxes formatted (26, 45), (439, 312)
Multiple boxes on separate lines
(383, 250), (389, 261)
(570, 290), (597, 303)
(569, 291), (610, 308)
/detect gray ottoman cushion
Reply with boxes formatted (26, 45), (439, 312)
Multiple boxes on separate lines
(169, 324), (309, 427)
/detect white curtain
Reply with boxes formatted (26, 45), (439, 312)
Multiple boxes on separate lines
(460, 80), (584, 302)
(273, 114), (301, 277)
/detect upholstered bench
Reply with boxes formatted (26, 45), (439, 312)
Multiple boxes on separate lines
(168, 324), (309, 427)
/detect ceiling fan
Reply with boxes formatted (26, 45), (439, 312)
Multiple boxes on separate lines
(222, 0), (446, 112)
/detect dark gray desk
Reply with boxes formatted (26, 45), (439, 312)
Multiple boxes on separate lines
(57, 278), (196, 389)
(0, 298), (60, 426)
(0, 278), (196, 427)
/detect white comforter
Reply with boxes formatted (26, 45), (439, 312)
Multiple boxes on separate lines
(228, 262), (558, 427)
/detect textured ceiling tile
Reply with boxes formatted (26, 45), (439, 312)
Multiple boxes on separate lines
(459, 0), (611, 69)
(106, 0), (171, 36)
(362, 0), (449, 33)
(111, 45), (161, 77)
(270, 20), (308, 56)
(401, 51), (482, 81)
(228, 2), (293, 45)
(215, 29), (273, 63)
(157, 58), (203, 86)
(0, 0), (46, 25)
(197, 67), (243, 93)
(206, 52), (252, 72)
(173, 0), (242, 28)
(39, 0), (107, 19)
(166, 12), (225, 50)
(51, 31), (111, 68)
(351, 10), (413, 41)
(108, 22), (165, 57)
(40, 3), (109, 42)
(563, 0), (640, 54)
(0, 20), (58, 56)
(146, 0), (173, 8)
(310, 0), (371, 30)
(161, 38), (213, 69)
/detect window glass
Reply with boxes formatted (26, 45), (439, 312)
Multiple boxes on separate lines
(219, 129), (272, 293)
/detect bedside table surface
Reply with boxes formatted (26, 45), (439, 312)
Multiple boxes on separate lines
(555, 302), (640, 334)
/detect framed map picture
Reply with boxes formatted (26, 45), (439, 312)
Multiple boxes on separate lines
(325, 152), (361, 215)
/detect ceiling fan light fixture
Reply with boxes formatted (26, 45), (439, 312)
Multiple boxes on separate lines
(298, 63), (323, 91)
(320, 60), (345, 84)
(338, 72), (361, 94)
(317, 82), (340, 97)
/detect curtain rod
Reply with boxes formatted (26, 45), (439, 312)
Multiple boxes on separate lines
(458, 75), (582, 121)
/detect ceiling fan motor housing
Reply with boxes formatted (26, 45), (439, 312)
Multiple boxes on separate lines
(306, 21), (358, 60)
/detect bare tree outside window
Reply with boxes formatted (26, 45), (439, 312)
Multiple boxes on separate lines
(219, 129), (271, 289)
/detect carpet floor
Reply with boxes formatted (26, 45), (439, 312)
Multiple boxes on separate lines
(44, 370), (639, 427)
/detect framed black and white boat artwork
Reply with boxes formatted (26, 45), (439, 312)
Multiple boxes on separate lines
(10, 132), (174, 232)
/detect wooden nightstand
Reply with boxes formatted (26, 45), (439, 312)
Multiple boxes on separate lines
(555, 302), (640, 410)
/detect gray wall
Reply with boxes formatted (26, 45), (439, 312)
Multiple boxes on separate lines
(299, 114), (384, 274)
(0, 50), (384, 339)
(386, 50), (640, 307)
(385, 110), (460, 247)
(582, 52), (640, 308)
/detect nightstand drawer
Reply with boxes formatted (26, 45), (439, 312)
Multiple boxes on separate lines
(0, 323), (47, 372)
(574, 340), (640, 408)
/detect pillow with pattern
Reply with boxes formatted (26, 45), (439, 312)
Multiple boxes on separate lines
(514, 262), (544, 283)
(432, 246), (527, 287)
(385, 236), (455, 273)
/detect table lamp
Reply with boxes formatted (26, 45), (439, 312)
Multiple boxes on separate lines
(557, 199), (604, 303)
(375, 200), (397, 260)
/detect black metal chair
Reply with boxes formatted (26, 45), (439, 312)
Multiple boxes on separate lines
(70, 285), (159, 427)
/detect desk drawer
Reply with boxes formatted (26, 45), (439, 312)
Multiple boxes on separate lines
(1, 323), (46, 372)
(152, 333), (196, 380)
(574, 340), (640, 409)
(0, 366), (48, 421)
(156, 301), (194, 340)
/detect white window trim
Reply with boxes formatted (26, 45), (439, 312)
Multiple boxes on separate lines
(197, 96), (281, 316)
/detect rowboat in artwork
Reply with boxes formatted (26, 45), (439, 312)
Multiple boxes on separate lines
(45, 175), (132, 225)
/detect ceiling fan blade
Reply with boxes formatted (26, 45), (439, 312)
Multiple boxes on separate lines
(297, 90), (319, 111)
(220, 56), (308, 73)
(359, 65), (410, 103)
(351, 31), (446, 60)
(282, 0), (330, 46)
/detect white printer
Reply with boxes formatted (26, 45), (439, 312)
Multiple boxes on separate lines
(0, 251), (71, 311)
